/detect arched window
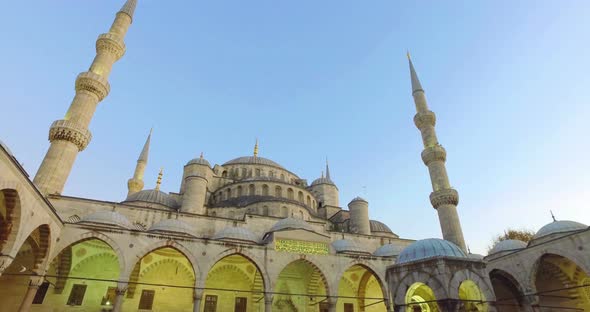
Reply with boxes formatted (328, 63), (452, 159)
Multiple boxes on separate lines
(287, 188), (294, 200)
(262, 184), (269, 196)
(249, 184), (255, 196)
(237, 186), (243, 196)
(242, 168), (247, 177)
(222, 170), (228, 178)
(262, 206), (269, 216)
(269, 171), (275, 178)
(306, 196), (311, 207)
(298, 191), (304, 202)
(281, 206), (289, 217)
(275, 186), (282, 197)
(226, 188), (231, 199)
(280, 174), (285, 181)
(255, 168), (261, 177)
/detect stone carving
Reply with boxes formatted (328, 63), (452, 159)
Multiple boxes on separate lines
(413, 110), (436, 129)
(96, 33), (126, 60)
(430, 188), (459, 208)
(421, 145), (447, 165)
(75, 71), (110, 101)
(48, 119), (92, 151)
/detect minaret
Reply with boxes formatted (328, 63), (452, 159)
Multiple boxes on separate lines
(155, 168), (163, 191)
(408, 54), (467, 251)
(33, 0), (138, 195)
(127, 129), (151, 196)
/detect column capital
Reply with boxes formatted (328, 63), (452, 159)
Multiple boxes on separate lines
(429, 188), (459, 208)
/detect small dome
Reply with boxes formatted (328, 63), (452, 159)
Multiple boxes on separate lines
(212, 227), (259, 244)
(350, 196), (368, 203)
(311, 176), (335, 186)
(268, 217), (315, 233)
(332, 239), (370, 254)
(186, 157), (210, 167)
(534, 220), (587, 239)
(397, 238), (466, 264)
(468, 253), (485, 260)
(489, 239), (527, 255)
(0, 140), (14, 156)
(79, 211), (132, 229)
(124, 189), (178, 208)
(370, 220), (393, 233)
(224, 156), (284, 169)
(373, 244), (405, 257)
(149, 219), (196, 237)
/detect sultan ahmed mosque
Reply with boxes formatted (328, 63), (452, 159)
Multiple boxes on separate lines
(0, 1), (589, 312)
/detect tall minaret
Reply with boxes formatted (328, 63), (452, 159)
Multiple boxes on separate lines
(408, 54), (467, 251)
(33, 0), (138, 195)
(127, 129), (151, 196)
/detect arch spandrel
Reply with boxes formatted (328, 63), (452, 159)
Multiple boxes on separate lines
(0, 187), (23, 257)
(448, 269), (495, 302)
(333, 260), (388, 299)
(393, 270), (447, 306)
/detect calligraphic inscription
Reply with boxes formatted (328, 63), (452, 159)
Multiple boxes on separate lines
(275, 239), (329, 255)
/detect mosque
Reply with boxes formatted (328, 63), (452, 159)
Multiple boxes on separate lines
(0, 1), (589, 312)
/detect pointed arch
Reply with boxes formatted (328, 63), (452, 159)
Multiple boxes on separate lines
(0, 187), (23, 257)
(127, 240), (200, 282)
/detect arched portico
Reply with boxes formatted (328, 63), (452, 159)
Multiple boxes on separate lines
(0, 188), (22, 259)
(448, 269), (494, 311)
(392, 271), (447, 312)
(488, 269), (527, 312)
(336, 263), (387, 312)
(274, 258), (331, 312)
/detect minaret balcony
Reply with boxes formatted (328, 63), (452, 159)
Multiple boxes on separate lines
(429, 188), (459, 209)
(96, 33), (126, 59)
(75, 71), (110, 101)
(48, 119), (92, 151)
(413, 110), (436, 129)
(421, 145), (447, 165)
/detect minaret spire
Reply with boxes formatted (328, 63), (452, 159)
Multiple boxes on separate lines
(325, 158), (331, 180)
(253, 138), (259, 158)
(155, 168), (163, 191)
(408, 54), (467, 251)
(34, 1), (137, 195)
(127, 129), (151, 196)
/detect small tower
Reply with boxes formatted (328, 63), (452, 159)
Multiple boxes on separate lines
(127, 129), (151, 196)
(181, 153), (210, 215)
(34, 0), (138, 195)
(348, 197), (370, 235)
(310, 160), (340, 218)
(407, 54), (467, 251)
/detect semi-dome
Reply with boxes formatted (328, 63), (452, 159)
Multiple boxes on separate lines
(488, 239), (527, 255)
(124, 189), (178, 208)
(79, 211), (132, 229)
(212, 227), (259, 244)
(370, 220), (393, 233)
(534, 220), (587, 239)
(397, 238), (466, 264)
(223, 156), (284, 169)
(373, 244), (405, 257)
(332, 239), (370, 254)
(268, 217), (315, 233)
(148, 219), (196, 237)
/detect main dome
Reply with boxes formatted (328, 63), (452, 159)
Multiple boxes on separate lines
(223, 156), (284, 169)
(534, 220), (587, 239)
(397, 238), (466, 264)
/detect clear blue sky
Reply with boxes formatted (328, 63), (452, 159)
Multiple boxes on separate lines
(1, 1), (589, 254)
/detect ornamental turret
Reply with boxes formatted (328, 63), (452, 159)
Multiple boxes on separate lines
(408, 54), (466, 251)
(127, 129), (151, 196)
(348, 197), (370, 235)
(181, 153), (210, 214)
(33, 0), (138, 195)
(310, 160), (340, 218)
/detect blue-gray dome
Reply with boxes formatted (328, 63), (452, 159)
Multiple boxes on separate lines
(534, 220), (587, 239)
(268, 217), (315, 233)
(370, 220), (393, 233)
(124, 189), (178, 208)
(224, 156), (284, 169)
(373, 244), (405, 257)
(79, 211), (132, 229)
(148, 219), (196, 237)
(186, 156), (210, 167)
(350, 196), (368, 203)
(332, 239), (370, 254)
(311, 176), (335, 186)
(489, 239), (527, 255)
(397, 238), (466, 264)
(212, 227), (259, 244)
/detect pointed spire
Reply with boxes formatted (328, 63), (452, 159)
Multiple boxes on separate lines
(200, 152), (204, 159)
(119, 0), (138, 21)
(550, 210), (557, 222)
(407, 52), (424, 94)
(138, 128), (152, 162)
(253, 138), (259, 158)
(325, 158), (331, 180)
(321, 170), (324, 179)
(155, 168), (163, 191)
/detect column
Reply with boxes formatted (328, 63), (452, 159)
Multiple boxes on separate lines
(0, 255), (14, 277)
(112, 286), (127, 312)
(264, 293), (273, 312)
(17, 277), (44, 312)
(193, 288), (203, 312)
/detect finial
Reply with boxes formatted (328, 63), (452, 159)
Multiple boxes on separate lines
(467, 245), (472, 254)
(321, 170), (324, 179)
(550, 210), (557, 222)
(325, 158), (331, 180)
(200, 152), (204, 159)
(155, 168), (163, 191)
(254, 138), (259, 158)
(407, 53), (424, 94)
(406, 50), (411, 60)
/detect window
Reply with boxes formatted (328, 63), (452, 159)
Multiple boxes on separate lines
(344, 303), (354, 312)
(242, 168), (247, 177)
(237, 186), (243, 196)
(255, 168), (261, 177)
(67, 284), (87, 306)
(269, 171), (275, 178)
(234, 297), (247, 312)
(101, 287), (117, 306)
(204, 295), (218, 312)
(249, 184), (255, 196)
(32, 281), (50, 304)
(138, 289), (155, 310)
(287, 188), (294, 200)
(275, 186), (282, 197)
(298, 191), (304, 202)
(262, 184), (269, 196)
